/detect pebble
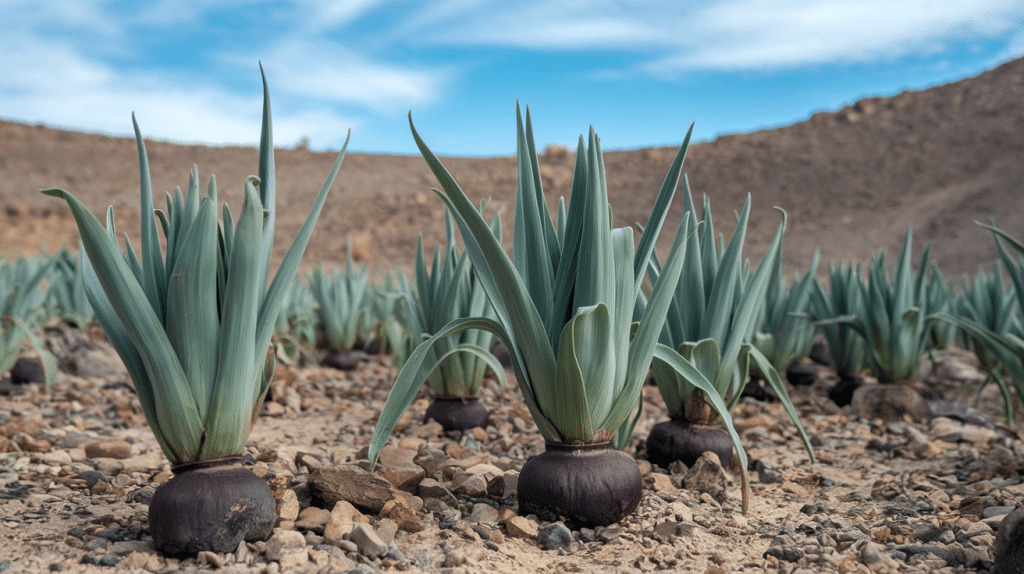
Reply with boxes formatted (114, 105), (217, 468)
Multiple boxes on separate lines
(349, 523), (388, 558)
(505, 515), (539, 539)
(277, 488), (300, 522)
(538, 522), (572, 550)
(469, 502), (500, 524)
(684, 452), (730, 503)
(84, 438), (132, 459)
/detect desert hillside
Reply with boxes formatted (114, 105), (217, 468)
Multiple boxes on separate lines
(2, 57), (1022, 282)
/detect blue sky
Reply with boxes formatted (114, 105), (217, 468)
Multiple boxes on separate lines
(3, 1), (1023, 156)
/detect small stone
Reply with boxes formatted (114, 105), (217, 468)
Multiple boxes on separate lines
(377, 446), (425, 493)
(197, 551), (224, 567)
(277, 489), (300, 522)
(92, 458), (125, 476)
(646, 473), (676, 493)
(487, 471), (518, 498)
(380, 495), (423, 533)
(452, 474), (488, 497)
(667, 501), (693, 523)
(235, 539), (253, 564)
(505, 516), (538, 539)
(984, 505), (1016, 519)
(295, 452), (323, 472)
(469, 503), (500, 525)
(375, 518), (399, 545)
(263, 402), (286, 417)
(294, 507), (331, 533)
(415, 420), (444, 439)
(278, 549), (309, 569)
(323, 500), (365, 540)
(684, 451), (730, 502)
(40, 450), (72, 465)
(538, 522), (572, 550)
(654, 521), (681, 539)
(265, 529), (306, 561)
(349, 523), (388, 558)
(84, 439), (132, 460)
(419, 477), (458, 507)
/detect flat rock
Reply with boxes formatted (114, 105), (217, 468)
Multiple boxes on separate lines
(85, 439), (132, 459)
(308, 464), (394, 513)
(377, 445), (425, 493)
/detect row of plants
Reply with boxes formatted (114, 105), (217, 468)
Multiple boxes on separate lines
(4, 69), (1018, 558)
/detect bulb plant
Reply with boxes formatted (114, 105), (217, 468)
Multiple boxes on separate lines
(936, 222), (1024, 419)
(953, 265), (1019, 420)
(399, 209), (507, 430)
(307, 242), (375, 364)
(273, 276), (318, 366)
(44, 247), (95, 330)
(41, 69), (347, 557)
(0, 255), (58, 389)
(640, 182), (814, 497)
(371, 104), (739, 526)
(809, 262), (869, 406)
(752, 248), (820, 384)
(839, 225), (940, 385)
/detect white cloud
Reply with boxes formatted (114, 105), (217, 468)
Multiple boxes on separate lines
(258, 39), (444, 111)
(393, 0), (1024, 73)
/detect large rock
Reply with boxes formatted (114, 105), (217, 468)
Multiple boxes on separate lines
(308, 465), (394, 514)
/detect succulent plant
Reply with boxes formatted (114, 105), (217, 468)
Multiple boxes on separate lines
(371, 104), (726, 524)
(307, 242), (374, 354)
(43, 247), (95, 330)
(640, 181), (814, 505)
(753, 249), (820, 378)
(393, 210), (507, 429)
(810, 262), (868, 384)
(0, 255), (57, 389)
(42, 69), (347, 556)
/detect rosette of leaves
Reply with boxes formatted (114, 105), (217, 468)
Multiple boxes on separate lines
(936, 222), (1024, 419)
(0, 255), (58, 389)
(809, 262), (869, 405)
(371, 104), (731, 525)
(752, 249), (820, 382)
(43, 247), (95, 330)
(953, 265), (1020, 420)
(41, 69), (347, 557)
(840, 225), (939, 385)
(925, 263), (958, 350)
(307, 242), (374, 358)
(640, 181), (814, 499)
(273, 276), (318, 366)
(399, 209), (507, 430)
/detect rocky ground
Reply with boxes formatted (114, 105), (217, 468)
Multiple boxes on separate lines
(1, 320), (1023, 573)
(2, 54), (1024, 574)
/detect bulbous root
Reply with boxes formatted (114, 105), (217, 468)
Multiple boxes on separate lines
(517, 441), (642, 528)
(148, 458), (275, 557)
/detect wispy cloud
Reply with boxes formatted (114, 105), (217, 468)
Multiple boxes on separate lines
(392, 0), (1024, 74)
(256, 39), (445, 112)
(0, 0), (1020, 153)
